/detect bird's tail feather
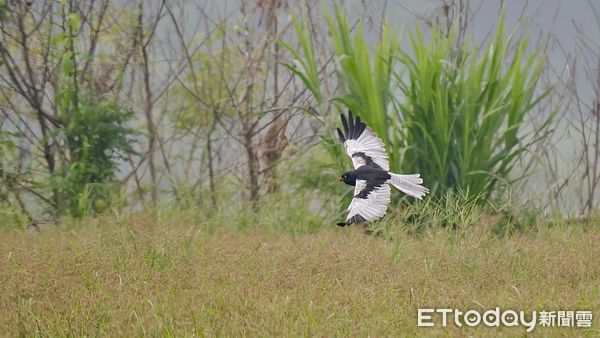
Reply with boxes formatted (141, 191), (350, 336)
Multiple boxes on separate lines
(389, 173), (429, 199)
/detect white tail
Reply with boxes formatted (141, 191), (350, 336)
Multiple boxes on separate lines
(389, 173), (429, 199)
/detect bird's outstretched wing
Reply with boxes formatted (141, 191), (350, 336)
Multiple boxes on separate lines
(337, 180), (391, 226)
(336, 111), (389, 171)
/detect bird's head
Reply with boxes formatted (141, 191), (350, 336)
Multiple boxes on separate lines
(339, 172), (356, 186)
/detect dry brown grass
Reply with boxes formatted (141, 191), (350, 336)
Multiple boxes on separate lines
(0, 213), (599, 336)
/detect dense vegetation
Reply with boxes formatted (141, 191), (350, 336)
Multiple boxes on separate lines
(0, 0), (598, 226)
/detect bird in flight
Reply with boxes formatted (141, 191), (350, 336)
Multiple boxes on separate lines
(336, 111), (429, 226)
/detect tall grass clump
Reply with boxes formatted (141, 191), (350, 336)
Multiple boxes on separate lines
(323, 5), (399, 168)
(283, 4), (401, 172)
(397, 17), (550, 200)
(286, 6), (551, 202)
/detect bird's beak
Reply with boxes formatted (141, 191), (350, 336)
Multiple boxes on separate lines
(339, 176), (343, 182)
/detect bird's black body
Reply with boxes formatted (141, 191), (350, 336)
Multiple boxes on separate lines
(341, 164), (391, 198)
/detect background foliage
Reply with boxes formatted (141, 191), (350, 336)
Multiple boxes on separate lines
(0, 0), (598, 228)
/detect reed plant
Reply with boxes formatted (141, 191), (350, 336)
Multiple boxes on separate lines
(286, 6), (550, 201)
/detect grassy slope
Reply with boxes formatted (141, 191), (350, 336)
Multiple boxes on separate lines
(0, 214), (599, 337)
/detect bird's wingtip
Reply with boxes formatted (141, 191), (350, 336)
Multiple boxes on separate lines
(336, 128), (345, 142)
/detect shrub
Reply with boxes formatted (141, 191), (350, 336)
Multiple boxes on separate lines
(50, 95), (136, 218)
(397, 18), (549, 199)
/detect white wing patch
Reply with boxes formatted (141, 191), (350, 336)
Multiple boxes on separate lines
(345, 180), (391, 223)
(344, 127), (389, 171)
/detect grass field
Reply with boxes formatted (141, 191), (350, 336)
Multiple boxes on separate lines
(1, 212), (599, 337)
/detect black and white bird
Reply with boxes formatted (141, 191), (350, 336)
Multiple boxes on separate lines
(336, 111), (429, 226)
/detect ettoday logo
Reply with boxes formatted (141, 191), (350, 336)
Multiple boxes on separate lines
(417, 308), (593, 332)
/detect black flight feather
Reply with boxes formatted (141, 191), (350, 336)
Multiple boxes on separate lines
(337, 214), (367, 226)
(348, 111), (355, 137)
(336, 128), (345, 142)
(353, 115), (361, 139)
(357, 120), (366, 138)
(338, 111), (368, 142)
(340, 113), (349, 139)
(355, 115), (367, 139)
